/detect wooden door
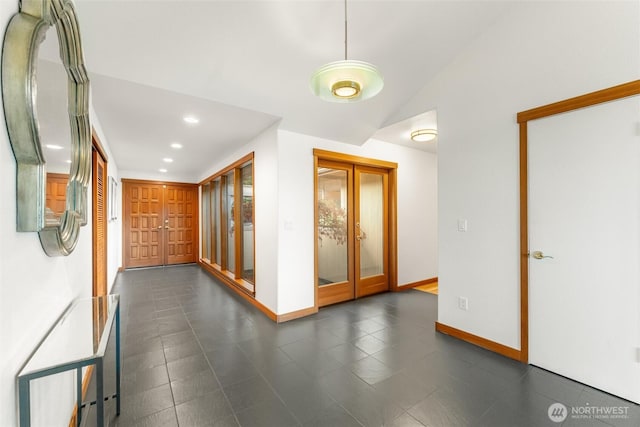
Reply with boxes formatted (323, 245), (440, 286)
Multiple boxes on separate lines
(528, 95), (640, 403)
(316, 161), (355, 307)
(354, 166), (389, 298)
(316, 159), (391, 307)
(123, 180), (198, 268)
(92, 145), (108, 297)
(166, 185), (198, 265)
(123, 181), (165, 268)
(45, 173), (68, 217)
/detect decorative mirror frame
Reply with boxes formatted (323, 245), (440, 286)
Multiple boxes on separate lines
(2, 0), (91, 256)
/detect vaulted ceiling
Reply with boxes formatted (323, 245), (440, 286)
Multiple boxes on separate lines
(41, 1), (515, 181)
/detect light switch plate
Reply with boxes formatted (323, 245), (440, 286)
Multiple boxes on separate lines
(457, 219), (468, 232)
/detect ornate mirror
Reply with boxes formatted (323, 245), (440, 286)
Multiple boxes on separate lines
(2, 0), (91, 256)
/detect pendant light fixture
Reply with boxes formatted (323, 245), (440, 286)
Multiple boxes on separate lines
(310, 0), (383, 102)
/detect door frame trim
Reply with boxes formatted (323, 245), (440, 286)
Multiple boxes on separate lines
(313, 149), (398, 310)
(516, 80), (640, 363)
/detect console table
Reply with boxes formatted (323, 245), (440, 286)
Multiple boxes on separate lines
(17, 294), (121, 427)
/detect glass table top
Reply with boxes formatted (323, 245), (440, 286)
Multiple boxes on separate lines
(19, 294), (119, 377)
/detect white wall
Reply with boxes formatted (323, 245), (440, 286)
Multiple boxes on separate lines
(0, 3), (122, 423)
(118, 169), (195, 185)
(389, 1), (639, 349)
(276, 130), (438, 314)
(198, 123), (280, 313)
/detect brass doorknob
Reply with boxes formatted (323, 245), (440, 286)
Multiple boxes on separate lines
(531, 250), (553, 259)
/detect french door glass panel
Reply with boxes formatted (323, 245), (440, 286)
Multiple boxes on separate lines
(317, 168), (348, 285)
(225, 171), (235, 274)
(241, 163), (254, 283)
(358, 173), (384, 278)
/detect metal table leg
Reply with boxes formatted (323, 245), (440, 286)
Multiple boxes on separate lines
(96, 358), (104, 426)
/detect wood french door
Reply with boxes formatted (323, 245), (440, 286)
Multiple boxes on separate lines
(316, 152), (394, 307)
(355, 166), (389, 298)
(123, 180), (198, 268)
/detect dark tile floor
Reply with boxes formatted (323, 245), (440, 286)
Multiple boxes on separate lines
(86, 264), (639, 427)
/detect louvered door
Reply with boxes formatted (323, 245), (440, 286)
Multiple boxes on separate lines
(92, 146), (107, 297)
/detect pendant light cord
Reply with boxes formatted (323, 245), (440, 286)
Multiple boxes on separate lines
(344, 0), (348, 60)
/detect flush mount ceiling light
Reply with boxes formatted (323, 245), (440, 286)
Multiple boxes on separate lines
(170, 143), (183, 149)
(159, 168), (168, 173)
(411, 129), (438, 142)
(45, 144), (63, 150)
(310, 0), (383, 103)
(163, 158), (173, 163)
(183, 115), (199, 124)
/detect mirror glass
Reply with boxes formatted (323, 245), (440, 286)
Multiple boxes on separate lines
(37, 28), (72, 225)
(2, 0), (91, 255)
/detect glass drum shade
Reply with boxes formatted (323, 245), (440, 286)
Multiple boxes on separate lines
(310, 60), (383, 103)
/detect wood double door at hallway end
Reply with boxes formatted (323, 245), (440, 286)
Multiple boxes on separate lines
(123, 180), (199, 268)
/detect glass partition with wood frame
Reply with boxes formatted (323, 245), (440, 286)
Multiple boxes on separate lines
(200, 153), (255, 295)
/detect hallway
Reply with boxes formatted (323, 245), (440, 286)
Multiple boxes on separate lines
(95, 265), (638, 426)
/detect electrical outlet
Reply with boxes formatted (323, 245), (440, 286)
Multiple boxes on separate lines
(458, 297), (469, 311)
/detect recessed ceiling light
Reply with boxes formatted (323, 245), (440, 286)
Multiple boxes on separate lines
(163, 158), (173, 163)
(65, 160), (72, 164)
(410, 129), (438, 143)
(46, 144), (64, 150)
(170, 143), (183, 149)
(183, 115), (199, 124)
(159, 168), (168, 173)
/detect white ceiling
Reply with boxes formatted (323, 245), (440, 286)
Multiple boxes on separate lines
(39, 1), (513, 181)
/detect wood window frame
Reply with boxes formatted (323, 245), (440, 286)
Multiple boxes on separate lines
(199, 152), (255, 296)
(516, 80), (640, 363)
(201, 182), (211, 262)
